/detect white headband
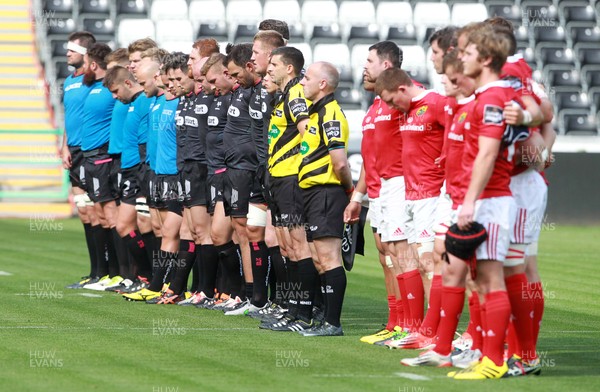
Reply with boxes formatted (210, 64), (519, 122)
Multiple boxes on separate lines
(67, 41), (87, 55)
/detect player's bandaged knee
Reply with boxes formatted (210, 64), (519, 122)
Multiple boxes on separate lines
(135, 197), (150, 217)
(417, 241), (434, 257)
(506, 243), (528, 266)
(526, 241), (538, 257)
(247, 204), (267, 227)
(385, 255), (394, 268)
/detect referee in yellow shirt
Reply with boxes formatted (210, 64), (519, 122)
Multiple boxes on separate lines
(298, 62), (353, 336)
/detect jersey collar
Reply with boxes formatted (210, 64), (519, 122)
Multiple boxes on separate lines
(309, 93), (335, 115)
(475, 80), (511, 95)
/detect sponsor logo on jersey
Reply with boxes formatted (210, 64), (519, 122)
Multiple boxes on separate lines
(228, 105), (240, 117)
(289, 97), (308, 117)
(195, 104), (208, 114)
(308, 126), (317, 135)
(416, 105), (428, 117)
(458, 112), (467, 123)
(323, 120), (342, 140)
(300, 141), (309, 155)
(176, 116), (184, 126)
(249, 106), (262, 119)
(64, 82), (82, 92)
(184, 116), (198, 127)
(275, 109), (283, 117)
(374, 114), (391, 122)
(207, 116), (219, 126)
(483, 104), (503, 125)
(90, 88), (102, 95)
(269, 124), (281, 139)
(128, 106), (134, 112)
(448, 132), (463, 142)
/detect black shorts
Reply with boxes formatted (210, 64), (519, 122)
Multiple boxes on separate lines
(68, 145), (86, 189)
(109, 154), (122, 201)
(84, 153), (117, 203)
(120, 165), (141, 206)
(147, 168), (158, 208)
(223, 168), (254, 218)
(269, 174), (305, 228)
(181, 161), (208, 208)
(302, 185), (346, 239)
(207, 172), (224, 215)
(154, 173), (183, 215)
(137, 162), (149, 198)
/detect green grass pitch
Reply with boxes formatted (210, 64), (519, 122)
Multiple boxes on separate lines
(1, 218), (599, 392)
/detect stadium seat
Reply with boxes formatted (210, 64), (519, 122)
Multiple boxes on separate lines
(386, 25), (418, 45)
(79, 0), (110, 16)
(562, 112), (598, 135)
(350, 43), (371, 86)
(534, 25), (567, 44)
(160, 41), (194, 53)
(50, 39), (68, 58)
(514, 25), (530, 44)
(400, 45), (427, 73)
(43, 0), (74, 16)
(82, 18), (115, 38)
(287, 42), (312, 66)
(570, 24), (600, 45)
(338, 1), (376, 40)
(226, 0), (262, 26)
(486, 1), (522, 26)
(335, 86), (362, 110)
(539, 45), (576, 66)
(309, 24), (342, 46)
(585, 66), (600, 88)
(46, 18), (76, 37)
(577, 45), (600, 68)
(561, 2), (597, 23)
(287, 23), (305, 43)
(413, 3), (451, 32)
(156, 20), (193, 46)
(150, 0), (188, 21)
(347, 25), (379, 48)
(377, 1), (413, 29)
(117, 19), (155, 47)
(116, 0), (148, 17)
(312, 43), (352, 83)
(523, 1), (558, 25)
(233, 24), (259, 43)
(263, 1), (301, 25)
(301, 0), (338, 38)
(451, 3), (489, 26)
(555, 89), (590, 111)
(189, 0), (226, 26)
(54, 60), (71, 79)
(547, 67), (582, 88)
(196, 23), (228, 41)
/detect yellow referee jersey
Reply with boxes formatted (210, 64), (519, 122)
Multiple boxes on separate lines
(267, 78), (311, 177)
(298, 93), (349, 189)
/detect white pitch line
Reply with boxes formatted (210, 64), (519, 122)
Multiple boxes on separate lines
(79, 293), (102, 298)
(0, 271), (13, 276)
(394, 372), (432, 381)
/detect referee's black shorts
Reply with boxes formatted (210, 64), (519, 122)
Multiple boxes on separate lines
(269, 174), (305, 228)
(302, 184), (346, 239)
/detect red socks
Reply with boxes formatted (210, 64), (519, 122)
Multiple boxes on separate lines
(467, 291), (483, 351)
(400, 270), (424, 330)
(396, 274), (411, 329)
(529, 281), (545, 346)
(386, 295), (397, 331)
(483, 291), (511, 366)
(433, 286), (465, 356)
(506, 273), (537, 361)
(419, 274), (442, 337)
